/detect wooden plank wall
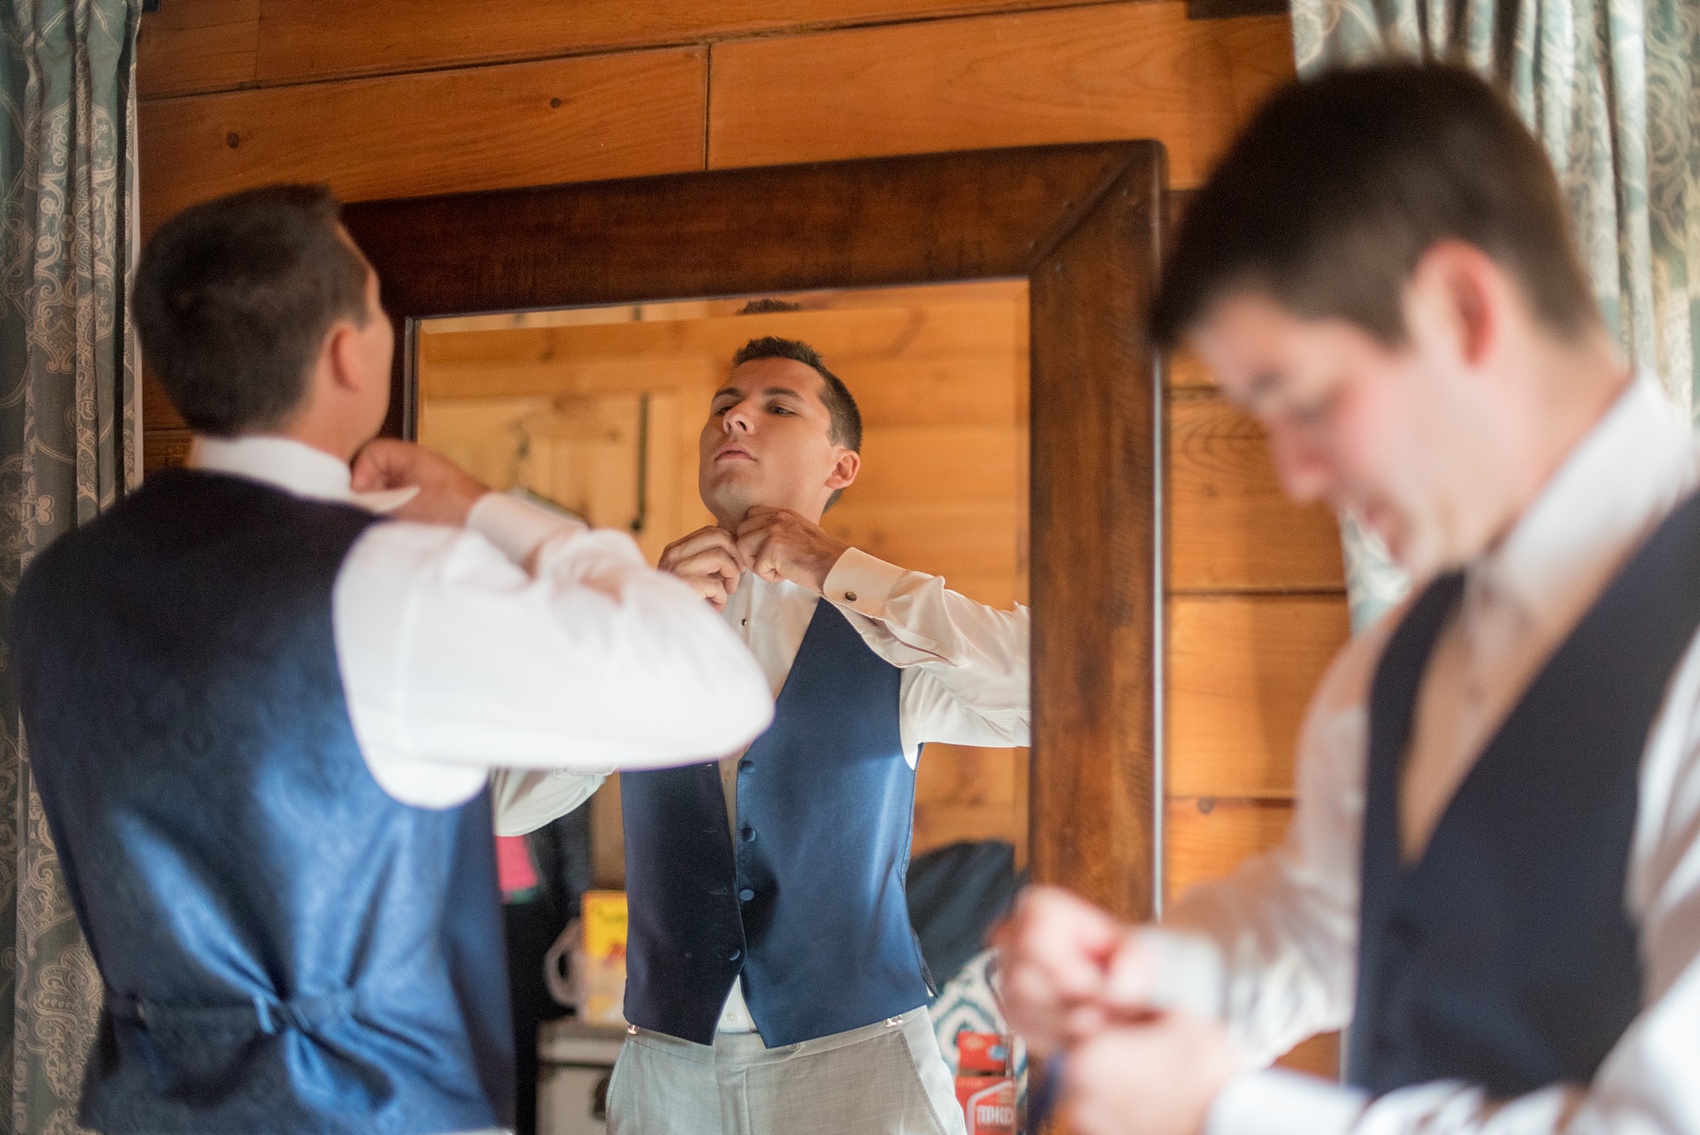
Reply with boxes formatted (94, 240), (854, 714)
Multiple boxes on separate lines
(413, 285), (1033, 871)
(138, 0), (1348, 1074)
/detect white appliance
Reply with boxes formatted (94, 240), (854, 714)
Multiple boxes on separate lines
(537, 1019), (628, 1135)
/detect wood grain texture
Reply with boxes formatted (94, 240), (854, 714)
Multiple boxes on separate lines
(1164, 796), (1291, 901)
(707, 3), (1293, 188)
(138, 49), (707, 231)
(143, 429), (193, 474)
(915, 744), (1031, 862)
(137, 0), (259, 99)
(1168, 392), (1346, 592)
(1167, 594), (1349, 798)
(143, 367), (184, 431)
(254, 0), (1130, 89)
(1027, 155), (1165, 920)
(1278, 1032), (1341, 1078)
(1166, 347), (1215, 390)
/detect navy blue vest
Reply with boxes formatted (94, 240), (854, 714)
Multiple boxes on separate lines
(11, 470), (514, 1135)
(619, 599), (933, 1046)
(1347, 492), (1700, 1098)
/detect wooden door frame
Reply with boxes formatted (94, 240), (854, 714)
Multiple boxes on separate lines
(343, 141), (1168, 920)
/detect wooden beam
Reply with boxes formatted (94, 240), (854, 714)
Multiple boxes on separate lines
(707, 3), (1293, 189)
(138, 48), (707, 231)
(252, 0), (1132, 90)
(137, 0), (259, 98)
(1168, 392), (1346, 592)
(1164, 796), (1291, 900)
(1167, 594), (1349, 798)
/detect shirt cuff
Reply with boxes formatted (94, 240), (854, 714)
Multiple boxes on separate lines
(466, 492), (587, 566)
(1206, 1069), (1367, 1135)
(822, 547), (913, 617)
(1139, 927), (1227, 1017)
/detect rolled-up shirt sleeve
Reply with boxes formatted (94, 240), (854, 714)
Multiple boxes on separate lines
(335, 493), (773, 810)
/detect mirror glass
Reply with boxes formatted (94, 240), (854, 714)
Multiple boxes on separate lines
(415, 279), (1031, 885)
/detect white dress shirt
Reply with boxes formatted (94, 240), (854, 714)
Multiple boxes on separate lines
(710, 551), (1032, 1031)
(1145, 376), (1700, 1135)
(186, 436), (774, 837)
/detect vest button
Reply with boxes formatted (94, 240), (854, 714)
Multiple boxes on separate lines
(739, 887), (756, 902)
(738, 759), (754, 773)
(741, 827), (756, 843)
(728, 949), (742, 962)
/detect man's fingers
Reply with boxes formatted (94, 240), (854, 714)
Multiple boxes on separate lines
(1102, 931), (1159, 1009)
(669, 547), (743, 586)
(735, 527), (774, 575)
(351, 439), (413, 491)
(660, 526), (741, 572)
(677, 567), (731, 606)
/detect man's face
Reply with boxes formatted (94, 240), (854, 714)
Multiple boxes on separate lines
(1190, 289), (1494, 579)
(698, 357), (856, 527)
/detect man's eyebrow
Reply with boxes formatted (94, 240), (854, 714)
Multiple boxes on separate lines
(711, 385), (807, 402)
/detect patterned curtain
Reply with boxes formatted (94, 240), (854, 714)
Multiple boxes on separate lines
(1289, 0), (1700, 631)
(0, 1), (142, 1131)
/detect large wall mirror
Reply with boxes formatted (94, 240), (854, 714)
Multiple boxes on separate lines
(344, 141), (1167, 919)
(415, 282), (1032, 884)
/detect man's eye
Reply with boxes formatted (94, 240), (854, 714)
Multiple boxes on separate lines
(767, 405), (794, 415)
(1291, 393), (1333, 426)
(712, 405), (731, 416)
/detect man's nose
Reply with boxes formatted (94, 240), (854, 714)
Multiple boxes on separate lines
(723, 401), (755, 433)
(1267, 425), (1333, 504)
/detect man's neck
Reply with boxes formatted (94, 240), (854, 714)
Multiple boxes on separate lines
(1481, 329), (1633, 555)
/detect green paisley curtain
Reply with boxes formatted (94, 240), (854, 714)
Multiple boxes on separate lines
(1289, 0), (1700, 630)
(0, 1), (142, 1131)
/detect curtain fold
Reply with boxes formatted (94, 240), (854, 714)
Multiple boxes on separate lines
(1289, 0), (1699, 631)
(0, 1), (142, 1131)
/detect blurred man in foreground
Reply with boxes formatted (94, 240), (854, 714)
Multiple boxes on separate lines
(997, 64), (1700, 1135)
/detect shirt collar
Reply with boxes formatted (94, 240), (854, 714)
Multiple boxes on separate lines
(1471, 372), (1696, 623)
(186, 435), (419, 513)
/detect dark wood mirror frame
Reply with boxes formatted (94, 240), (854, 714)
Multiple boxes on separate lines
(342, 141), (1168, 921)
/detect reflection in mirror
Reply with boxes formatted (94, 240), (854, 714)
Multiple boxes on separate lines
(416, 280), (1031, 888)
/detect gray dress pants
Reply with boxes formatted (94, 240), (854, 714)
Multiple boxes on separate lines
(605, 1008), (967, 1135)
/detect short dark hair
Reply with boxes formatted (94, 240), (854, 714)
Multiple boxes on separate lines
(133, 184), (371, 436)
(737, 298), (804, 315)
(1150, 63), (1597, 350)
(731, 336), (861, 509)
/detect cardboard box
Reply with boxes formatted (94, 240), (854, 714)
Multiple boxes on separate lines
(954, 1032), (1018, 1135)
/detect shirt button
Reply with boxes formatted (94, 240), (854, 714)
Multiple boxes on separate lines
(843, 591), (858, 602)
(739, 888), (756, 902)
(741, 827), (756, 843)
(741, 618), (748, 626)
(727, 949), (742, 962)
(738, 759), (754, 773)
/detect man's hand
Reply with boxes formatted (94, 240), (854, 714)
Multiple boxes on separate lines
(1065, 1011), (1242, 1135)
(352, 439), (487, 525)
(733, 506), (848, 594)
(658, 526), (745, 611)
(993, 886), (1155, 1055)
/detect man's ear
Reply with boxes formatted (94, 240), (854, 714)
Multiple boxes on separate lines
(324, 320), (367, 394)
(826, 448), (860, 491)
(1406, 240), (1503, 371)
